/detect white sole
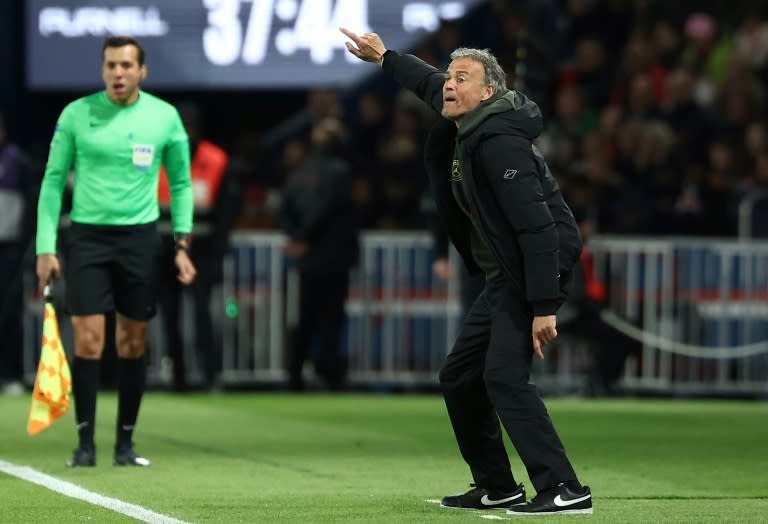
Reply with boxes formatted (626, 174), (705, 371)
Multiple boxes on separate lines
(507, 508), (593, 515)
(440, 503), (509, 511)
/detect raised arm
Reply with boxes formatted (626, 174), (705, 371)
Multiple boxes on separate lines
(340, 27), (445, 113)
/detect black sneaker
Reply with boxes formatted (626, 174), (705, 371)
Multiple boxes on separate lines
(113, 444), (151, 467)
(507, 484), (592, 515)
(441, 483), (526, 510)
(66, 446), (95, 468)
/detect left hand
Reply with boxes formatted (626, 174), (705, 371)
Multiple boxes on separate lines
(175, 249), (197, 285)
(532, 315), (557, 360)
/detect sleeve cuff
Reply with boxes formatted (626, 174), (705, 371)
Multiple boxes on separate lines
(381, 50), (397, 71)
(532, 301), (559, 316)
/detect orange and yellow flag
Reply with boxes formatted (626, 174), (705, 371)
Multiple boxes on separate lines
(27, 302), (72, 436)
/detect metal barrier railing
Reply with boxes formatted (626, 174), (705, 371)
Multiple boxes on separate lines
(588, 236), (768, 395)
(217, 231), (464, 386)
(21, 233), (768, 395)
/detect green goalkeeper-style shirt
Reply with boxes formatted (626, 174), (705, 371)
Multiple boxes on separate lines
(36, 90), (193, 254)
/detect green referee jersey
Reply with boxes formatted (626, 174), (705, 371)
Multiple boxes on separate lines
(36, 90), (193, 255)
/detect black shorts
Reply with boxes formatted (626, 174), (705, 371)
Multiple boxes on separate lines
(65, 222), (161, 320)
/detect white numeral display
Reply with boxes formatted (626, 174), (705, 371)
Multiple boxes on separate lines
(203, 0), (371, 66)
(202, 0), (242, 65)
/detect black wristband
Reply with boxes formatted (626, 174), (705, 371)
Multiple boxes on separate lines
(173, 232), (191, 244)
(174, 242), (190, 254)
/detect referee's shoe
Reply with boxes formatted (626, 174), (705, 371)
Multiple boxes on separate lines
(66, 446), (95, 467)
(114, 443), (151, 467)
(507, 483), (592, 515)
(441, 483), (525, 510)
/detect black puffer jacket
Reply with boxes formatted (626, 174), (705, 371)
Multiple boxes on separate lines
(279, 147), (359, 271)
(383, 51), (582, 315)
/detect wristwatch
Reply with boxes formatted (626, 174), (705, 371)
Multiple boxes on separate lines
(173, 233), (191, 253)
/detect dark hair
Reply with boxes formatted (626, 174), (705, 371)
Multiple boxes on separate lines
(102, 35), (145, 65)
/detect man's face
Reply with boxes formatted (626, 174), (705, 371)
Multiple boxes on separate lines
(441, 57), (494, 123)
(102, 45), (146, 105)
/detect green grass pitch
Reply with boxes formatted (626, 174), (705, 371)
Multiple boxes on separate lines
(1, 393), (767, 523)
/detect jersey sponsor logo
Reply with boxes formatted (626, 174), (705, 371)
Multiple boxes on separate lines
(132, 144), (155, 170)
(503, 169), (518, 180)
(451, 159), (462, 182)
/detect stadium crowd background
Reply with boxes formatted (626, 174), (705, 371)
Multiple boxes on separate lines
(3, 0), (768, 236)
(2, 0), (768, 392)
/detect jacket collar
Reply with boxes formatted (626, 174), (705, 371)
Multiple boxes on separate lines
(457, 90), (517, 140)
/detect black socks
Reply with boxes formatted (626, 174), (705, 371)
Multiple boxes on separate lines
(72, 356), (100, 449)
(116, 357), (146, 449)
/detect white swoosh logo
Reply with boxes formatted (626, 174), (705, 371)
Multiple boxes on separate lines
(553, 493), (591, 507)
(480, 492), (523, 506)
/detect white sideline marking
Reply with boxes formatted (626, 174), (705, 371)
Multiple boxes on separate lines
(425, 499), (441, 504)
(0, 459), (191, 524)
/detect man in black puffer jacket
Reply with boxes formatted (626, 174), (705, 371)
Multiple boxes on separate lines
(341, 29), (592, 516)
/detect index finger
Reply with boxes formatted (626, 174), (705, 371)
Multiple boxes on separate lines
(533, 336), (544, 360)
(339, 27), (360, 43)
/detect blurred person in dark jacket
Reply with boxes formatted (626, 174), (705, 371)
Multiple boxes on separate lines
(0, 112), (37, 393)
(279, 117), (359, 391)
(342, 29), (590, 515)
(157, 103), (244, 391)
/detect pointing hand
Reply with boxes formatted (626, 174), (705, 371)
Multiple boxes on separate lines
(340, 27), (387, 64)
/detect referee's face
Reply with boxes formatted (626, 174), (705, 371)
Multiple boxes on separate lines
(102, 45), (147, 106)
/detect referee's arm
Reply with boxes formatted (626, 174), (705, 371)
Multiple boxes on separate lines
(36, 109), (75, 256)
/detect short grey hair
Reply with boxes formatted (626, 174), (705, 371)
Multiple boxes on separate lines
(449, 48), (507, 95)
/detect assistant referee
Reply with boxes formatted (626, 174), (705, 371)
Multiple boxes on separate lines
(35, 36), (196, 467)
